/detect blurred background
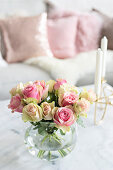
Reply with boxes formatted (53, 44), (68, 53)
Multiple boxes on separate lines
(0, 0), (113, 16)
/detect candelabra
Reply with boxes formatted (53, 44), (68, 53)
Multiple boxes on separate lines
(94, 78), (113, 125)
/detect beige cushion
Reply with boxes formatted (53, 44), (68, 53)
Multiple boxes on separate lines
(0, 13), (53, 63)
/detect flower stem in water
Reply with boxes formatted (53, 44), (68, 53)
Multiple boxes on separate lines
(37, 150), (45, 158)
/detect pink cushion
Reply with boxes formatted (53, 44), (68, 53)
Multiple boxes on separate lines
(76, 13), (101, 53)
(0, 13), (53, 63)
(47, 16), (78, 59)
(47, 5), (102, 55)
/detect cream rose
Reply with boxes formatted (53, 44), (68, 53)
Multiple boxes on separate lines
(10, 82), (24, 96)
(74, 98), (90, 115)
(46, 80), (56, 92)
(41, 102), (55, 120)
(22, 103), (42, 122)
(80, 89), (96, 103)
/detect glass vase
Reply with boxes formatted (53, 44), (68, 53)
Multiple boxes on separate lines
(24, 123), (77, 161)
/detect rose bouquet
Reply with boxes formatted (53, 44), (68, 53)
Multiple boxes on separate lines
(8, 79), (96, 161)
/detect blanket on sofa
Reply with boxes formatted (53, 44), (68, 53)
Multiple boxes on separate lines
(25, 50), (113, 85)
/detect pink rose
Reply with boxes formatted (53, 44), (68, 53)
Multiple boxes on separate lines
(59, 92), (79, 107)
(53, 107), (75, 126)
(23, 84), (39, 100)
(54, 79), (67, 90)
(8, 94), (23, 113)
(77, 98), (90, 112)
(87, 90), (96, 102)
(33, 80), (49, 100)
(34, 80), (45, 89)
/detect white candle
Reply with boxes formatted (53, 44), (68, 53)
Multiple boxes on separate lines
(101, 36), (108, 78)
(95, 49), (103, 97)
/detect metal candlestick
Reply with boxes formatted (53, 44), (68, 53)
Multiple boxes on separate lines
(94, 78), (113, 125)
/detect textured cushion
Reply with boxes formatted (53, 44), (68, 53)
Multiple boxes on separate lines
(0, 63), (51, 100)
(0, 13), (53, 63)
(92, 9), (113, 50)
(47, 5), (101, 55)
(76, 13), (101, 53)
(47, 16), (78, 59)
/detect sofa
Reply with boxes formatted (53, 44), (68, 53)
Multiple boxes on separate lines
(0, 63), (51, 100)
(1, 54), (113, 100)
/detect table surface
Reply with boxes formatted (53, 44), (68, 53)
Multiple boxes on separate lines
(0, 85), (113, 170)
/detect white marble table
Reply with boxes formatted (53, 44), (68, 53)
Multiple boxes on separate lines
(0, 85), (113, 170)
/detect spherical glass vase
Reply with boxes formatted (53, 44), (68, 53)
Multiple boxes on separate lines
(24, 122), (77, 161)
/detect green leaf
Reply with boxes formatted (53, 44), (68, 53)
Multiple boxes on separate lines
(30, 122), (37, 126)
(23, 98), (38, 104)
(53, 127), (58, 131)
(38, 127), (48, 136)
(33, 125), (40, 130)
(40, 122), (49, 128)
(48, 123), (56, 128)
(31, 120), (58, 135)
(30, 122), (40, 126)
(44, 92), (54, 103)
(60, 129), (66, 135)
(31, 122), (42, 130)
(44, 92), (59, 107)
